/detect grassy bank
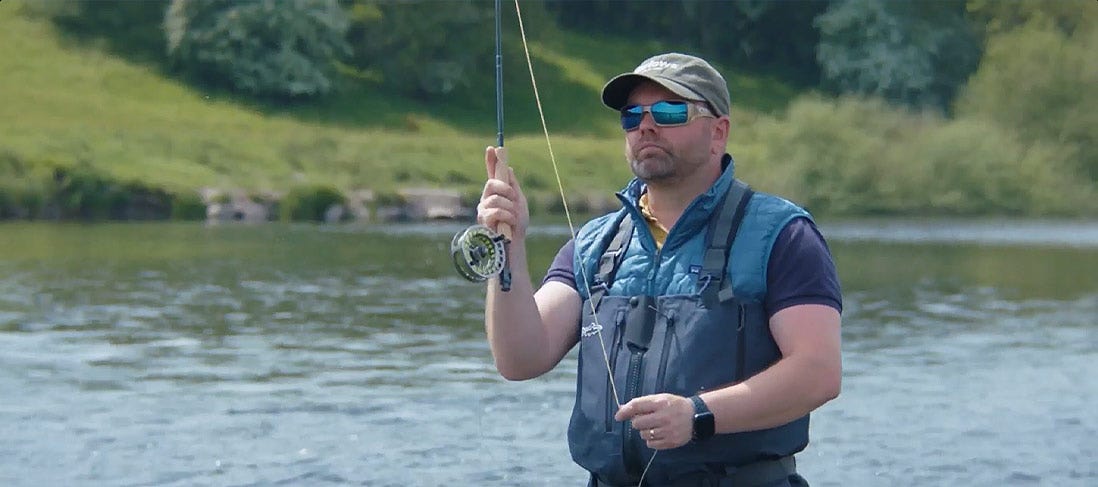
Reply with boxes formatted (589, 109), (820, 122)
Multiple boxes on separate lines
(0, 2), (1093, 221)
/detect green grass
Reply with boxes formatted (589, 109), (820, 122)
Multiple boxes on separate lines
(2, 1), (1092, 219)
(0, 1), (802, 205)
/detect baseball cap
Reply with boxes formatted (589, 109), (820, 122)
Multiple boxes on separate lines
(601, 52), (730, 117)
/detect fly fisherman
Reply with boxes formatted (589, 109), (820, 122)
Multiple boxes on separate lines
(477, 52), (842, 487)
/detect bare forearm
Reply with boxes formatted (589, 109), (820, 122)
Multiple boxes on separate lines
(704, 352), (841, 434)
(485, 244), (554, 380)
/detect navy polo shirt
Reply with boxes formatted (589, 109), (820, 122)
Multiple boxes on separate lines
(542, 217), (842, 318)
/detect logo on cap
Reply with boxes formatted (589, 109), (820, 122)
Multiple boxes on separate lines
(637, 59), (677, 74)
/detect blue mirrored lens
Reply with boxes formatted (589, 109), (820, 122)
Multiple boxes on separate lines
(621, 106), (644, 130)
(650, 101), (689, 125)
(620, 101), (690, 130)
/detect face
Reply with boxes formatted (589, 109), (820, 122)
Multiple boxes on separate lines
(622, 82), (720, 185)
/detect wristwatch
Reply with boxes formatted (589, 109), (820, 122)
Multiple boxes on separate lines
(689, 395), (715, 442)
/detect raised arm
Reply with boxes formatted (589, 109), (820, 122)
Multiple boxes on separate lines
(479, 147), (581, 380)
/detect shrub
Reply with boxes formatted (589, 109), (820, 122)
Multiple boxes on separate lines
(815, 0), (980, 111)
(743, 95), (1093, 216)
(165, 0), (351, 98)
(955, 19), (1098, 182)
(344, 0), (493, 99)
(280, 185), (345, 222)
(171, 191), (208, 220)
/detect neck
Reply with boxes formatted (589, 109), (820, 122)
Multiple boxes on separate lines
(643, 160), (722, 230)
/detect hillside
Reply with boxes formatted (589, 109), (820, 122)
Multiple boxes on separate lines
(3, 1), (1092, 220)
(0, 2), (797, 210)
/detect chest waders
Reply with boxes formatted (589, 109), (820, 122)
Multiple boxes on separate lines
(569, 180), (804, 486)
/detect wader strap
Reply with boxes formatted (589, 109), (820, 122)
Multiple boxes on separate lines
(700, 179), (754, 307)
(590, 213), (634, 311)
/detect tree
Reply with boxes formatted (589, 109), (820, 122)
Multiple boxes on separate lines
(816, 0), (980, 110)
(343, 0), (495, 100)
(544, 0), (826, 85)
(165, 0), (351, 98)
(956, 18), (1098, 181)
(39, 0), (170, 64)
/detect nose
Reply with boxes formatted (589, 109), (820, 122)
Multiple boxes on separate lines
(635, 110), (658, 132)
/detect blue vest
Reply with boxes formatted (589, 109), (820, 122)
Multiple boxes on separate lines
(567, 158), (811, 485)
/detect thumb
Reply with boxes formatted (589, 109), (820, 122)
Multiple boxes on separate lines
(614, 400), (635, 422)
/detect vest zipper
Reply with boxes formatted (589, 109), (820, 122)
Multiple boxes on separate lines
(621, 349), (646, 478)
(654, 312), (676, 393)
(623, 242), (661, 478)
(605, 310), (626, 432)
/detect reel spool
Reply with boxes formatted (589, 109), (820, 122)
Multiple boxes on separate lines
(451, 224), (507, 283)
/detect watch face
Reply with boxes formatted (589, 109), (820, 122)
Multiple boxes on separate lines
(694, 412), (715, 440)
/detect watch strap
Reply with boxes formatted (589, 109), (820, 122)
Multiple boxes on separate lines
(690, 394), (710, 415)
(689, 395), (715, 441)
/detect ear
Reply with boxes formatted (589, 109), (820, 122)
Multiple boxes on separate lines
(711, 116), (730, 155)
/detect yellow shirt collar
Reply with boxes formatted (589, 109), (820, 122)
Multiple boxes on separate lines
(638, 193), (668, 249)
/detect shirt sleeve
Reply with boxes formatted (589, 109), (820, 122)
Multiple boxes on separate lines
(542, 238), (577, 289)
(542, 219), (843, 318)
(764, 217), (843, 318)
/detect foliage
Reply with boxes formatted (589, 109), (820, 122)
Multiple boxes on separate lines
(51, 166), (174, 220)
(30, 0), (169, 64)
(816, 0), (981, 111)
(735, 96), (1094, 216)
(280, 185), (346, 222)
(544, 0), (827, 84)
(955, 16), (1098, 181)
(343, 0), (495, 100)
(2, 1), (1093, 220)
(966, 0), (1096, 37)
(165, 0), (351, 98)
(170, 191), (208, 220)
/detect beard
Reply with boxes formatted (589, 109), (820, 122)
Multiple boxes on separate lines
(627, 139), (705, 184)
(629, 150), (675, 182)
(628, 137), (676, 182)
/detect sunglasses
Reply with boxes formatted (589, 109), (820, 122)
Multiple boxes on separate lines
(620, 100), (714, 131)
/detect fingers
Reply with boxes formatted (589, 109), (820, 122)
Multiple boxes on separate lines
(642, 427), (674, 450)
(477, 192), (517, 235)
(484, 146), (498, 179)
(615, 394), (694, 450)
(479, 147), (527, 239)
(477, 171), (516, 228)
(615, 393), (667, 422)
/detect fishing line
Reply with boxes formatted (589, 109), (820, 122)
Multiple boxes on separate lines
(511, 2), (657, 484)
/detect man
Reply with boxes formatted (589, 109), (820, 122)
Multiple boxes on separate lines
(477, 52), (842, 486)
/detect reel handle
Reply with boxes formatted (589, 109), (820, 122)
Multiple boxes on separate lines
(492, 147), (514, 241)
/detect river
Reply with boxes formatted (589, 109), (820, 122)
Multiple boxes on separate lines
(0, 219), (1095, 486)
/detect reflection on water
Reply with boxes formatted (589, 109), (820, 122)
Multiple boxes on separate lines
(0, 220), (1095, 486)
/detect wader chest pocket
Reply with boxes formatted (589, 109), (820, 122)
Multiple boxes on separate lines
(624, 295), (656, 351)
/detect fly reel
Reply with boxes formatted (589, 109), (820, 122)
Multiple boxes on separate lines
(451, 224), (508, 285)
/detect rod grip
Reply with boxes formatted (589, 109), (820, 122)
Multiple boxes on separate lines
(493, 147), (514, 240)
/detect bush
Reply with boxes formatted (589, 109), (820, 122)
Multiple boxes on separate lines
(49, 167), (174, 220)
(815, 0), (980, 111)
(280, 185), (345, 222)
(165, 0), (350, 98)
(171, 191), (208, 220)
(955, 19), (1098, 181)
(738, 95), (1094, 216)
(45, 0), (169, 64)
(344, 0), (494, 99)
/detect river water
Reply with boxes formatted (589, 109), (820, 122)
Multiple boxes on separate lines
(0, 220), (1095, 486)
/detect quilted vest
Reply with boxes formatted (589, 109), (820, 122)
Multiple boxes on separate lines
(567, 157), (812, 485)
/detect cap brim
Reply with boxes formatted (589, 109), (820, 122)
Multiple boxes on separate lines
(601, 73), (703, 111)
